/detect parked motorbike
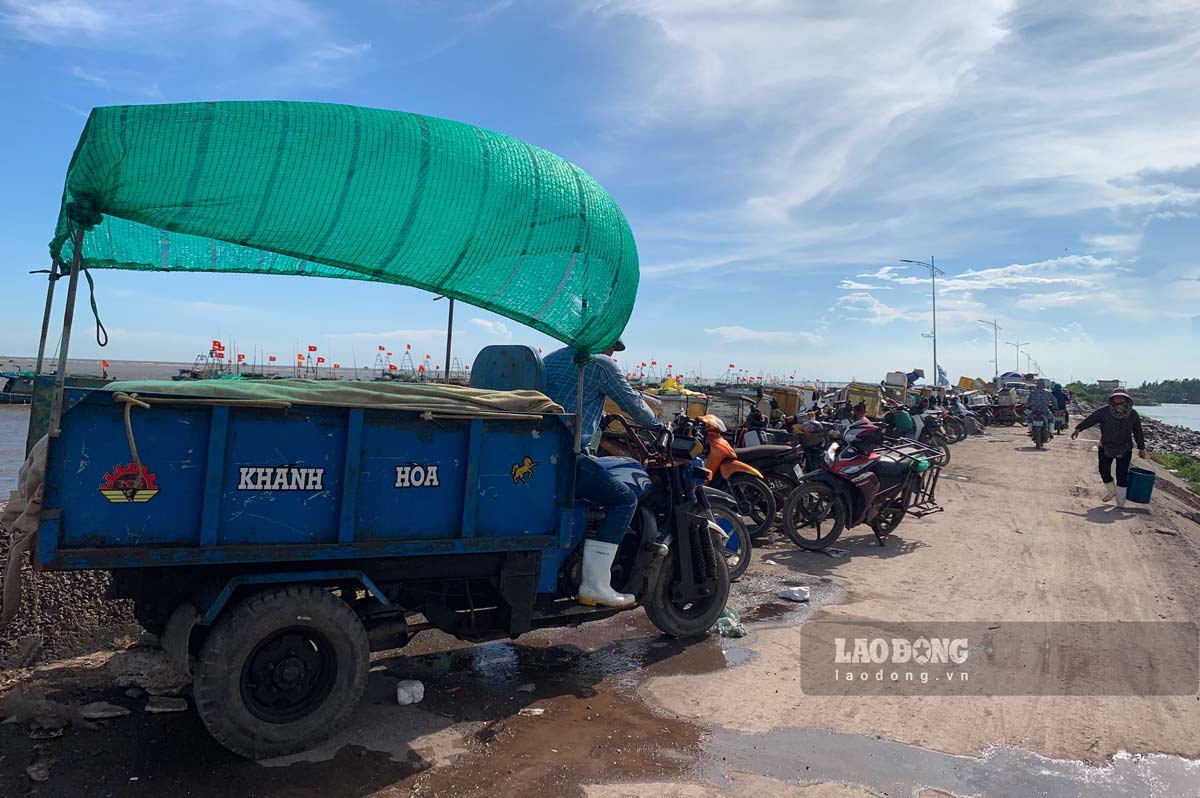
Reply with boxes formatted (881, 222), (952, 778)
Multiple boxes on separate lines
(694, 415), (777, 540)
(913, 410), (952, 465)
(781, 421), (944, 550)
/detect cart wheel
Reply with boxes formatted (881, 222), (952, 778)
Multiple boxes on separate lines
(194, 585), (369, 759)
(644, 535), (731, 638)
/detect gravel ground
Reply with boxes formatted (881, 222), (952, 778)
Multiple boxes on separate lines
(0, 500), (139, 668)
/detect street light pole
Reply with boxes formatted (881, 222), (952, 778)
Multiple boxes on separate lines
(901, 257), (944, 386)
(1005, 340), (1030, 373)
(978, 318), (1001, 381)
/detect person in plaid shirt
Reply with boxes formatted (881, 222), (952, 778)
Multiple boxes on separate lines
(544, 341), (661, 608)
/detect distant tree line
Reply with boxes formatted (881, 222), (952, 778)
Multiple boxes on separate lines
(1067, 378), (1200, 406)
(1133, 379), (1200, 405)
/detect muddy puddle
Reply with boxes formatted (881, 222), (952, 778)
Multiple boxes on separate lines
(711, 726), (1200, 797)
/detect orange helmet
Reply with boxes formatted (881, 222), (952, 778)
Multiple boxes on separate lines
(696, 414), (727, 433)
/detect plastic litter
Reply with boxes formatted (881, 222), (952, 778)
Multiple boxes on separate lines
(713, 606), (747, 638)
(395, 680), (425, 706)
(778, 586), (811, 603)
(518, 708), (545, 717)
(822, 547), (850, 559)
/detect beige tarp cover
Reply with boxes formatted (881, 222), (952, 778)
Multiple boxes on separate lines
(105, 379), (564, 420)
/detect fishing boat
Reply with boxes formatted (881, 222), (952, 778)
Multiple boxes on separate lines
(0, 370), (34, 404)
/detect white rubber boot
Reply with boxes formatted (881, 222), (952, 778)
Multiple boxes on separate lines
(578, 540), (635, 608)
(1116, 486), (1127, 508)
(1102, 482), (1116, 502)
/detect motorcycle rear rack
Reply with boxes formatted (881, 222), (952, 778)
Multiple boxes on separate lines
(870, 438), (945, 518)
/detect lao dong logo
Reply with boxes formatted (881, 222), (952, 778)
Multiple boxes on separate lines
(835, 636), (969, 665)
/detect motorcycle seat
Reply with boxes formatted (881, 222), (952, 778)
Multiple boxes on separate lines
(733, 444), (794, 462)
(871, 456), (910, 479)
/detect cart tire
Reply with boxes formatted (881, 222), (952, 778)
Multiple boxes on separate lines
(194, 585), (369, 760)
(644, 537), (731, 638)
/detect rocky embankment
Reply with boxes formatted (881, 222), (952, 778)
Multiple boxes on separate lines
(1075, 402), (1200, 460)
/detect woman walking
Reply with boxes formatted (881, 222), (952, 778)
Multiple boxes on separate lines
(1070, 390), (1147, 508)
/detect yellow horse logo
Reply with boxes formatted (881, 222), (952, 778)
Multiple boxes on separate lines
(511, 456), (538, 484)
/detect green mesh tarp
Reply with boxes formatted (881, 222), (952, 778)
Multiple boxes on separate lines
(49, 102), (638, 353)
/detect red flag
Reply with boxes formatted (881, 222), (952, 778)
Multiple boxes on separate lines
(316, 357), (325, 364)
(298, 354), (304, 361)
(307, 345), (317, 352)
(418, 364), (425, 372)
(213, 343), (224, 351)
(389, 364), (397, 371)
(268, 355), (276, 362)
(333, 363), (340, 369)
(651, 360), (657, 366)
(406, 344), (412, 350)
(425, 354), (431, 359)
(211, 340), (221, 348)
(435, 365), (440, 370)
(386, 352), (392, 356)
(237, 354), (245, 362)
(378, 345), (385, 351)
(101, 360), (110, 368)
(640, 361), (646, 367)
(214, 352), (224, 359)
(667, 364), (672, 369)
(729, 363), (735, 369)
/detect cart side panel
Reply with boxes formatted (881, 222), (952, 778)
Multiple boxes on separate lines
(220, 408), (348, 545)
(355, 414), (469, 541)
(470, 418), (567, 538)
(54, 396), (210, 547)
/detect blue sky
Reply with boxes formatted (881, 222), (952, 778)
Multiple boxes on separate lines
(1, 0), (1197, 385)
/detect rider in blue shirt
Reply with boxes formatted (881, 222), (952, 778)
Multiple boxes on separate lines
(544, 341), (661, 608)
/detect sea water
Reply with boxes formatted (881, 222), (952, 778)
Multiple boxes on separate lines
(1141, 403), (1200, 432)
(0, 405), (30, 495)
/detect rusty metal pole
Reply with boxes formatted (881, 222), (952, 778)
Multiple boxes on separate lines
(48, 228), (85, 438)
(33, 266), (58, 376)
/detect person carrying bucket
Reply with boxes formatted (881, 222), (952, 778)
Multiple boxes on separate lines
(1070, 390), (1147, 508)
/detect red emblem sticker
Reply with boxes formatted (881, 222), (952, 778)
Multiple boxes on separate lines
(99, 462), (160, 503)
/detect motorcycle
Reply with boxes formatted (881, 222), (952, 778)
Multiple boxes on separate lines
(693, 414), (777, 540)
(913, 409), (952, 465)
(1029, 409), (1051, 449)
(1054, 409), (1067, 433)
(781, 421), (944, 550)
(599, 417), (751, 581)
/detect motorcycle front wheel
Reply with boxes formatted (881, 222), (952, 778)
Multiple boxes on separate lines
(727, 472), (777, 539)
(709, 502), (752, 581)
(782, 481), (846, 551)
(643, 535), (731, 638)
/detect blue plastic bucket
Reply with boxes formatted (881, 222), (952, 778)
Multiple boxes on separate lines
(1125, 467), (1156, 504)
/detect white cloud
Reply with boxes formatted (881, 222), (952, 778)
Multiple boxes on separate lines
(0, 0), (131, 41)
(705, 325), (821, 346)
(1046, 322), (1094, 345)
(1082, 232), (1142, 253)
(470, 318), (512, 340)
(834, 293), (923, 327)
(839, 279), (890, 290)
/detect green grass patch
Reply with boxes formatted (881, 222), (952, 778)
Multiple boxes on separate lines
(1150, 452), (1200, 495)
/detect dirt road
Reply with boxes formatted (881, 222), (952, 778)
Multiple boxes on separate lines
(3, 426), (1200, 797)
